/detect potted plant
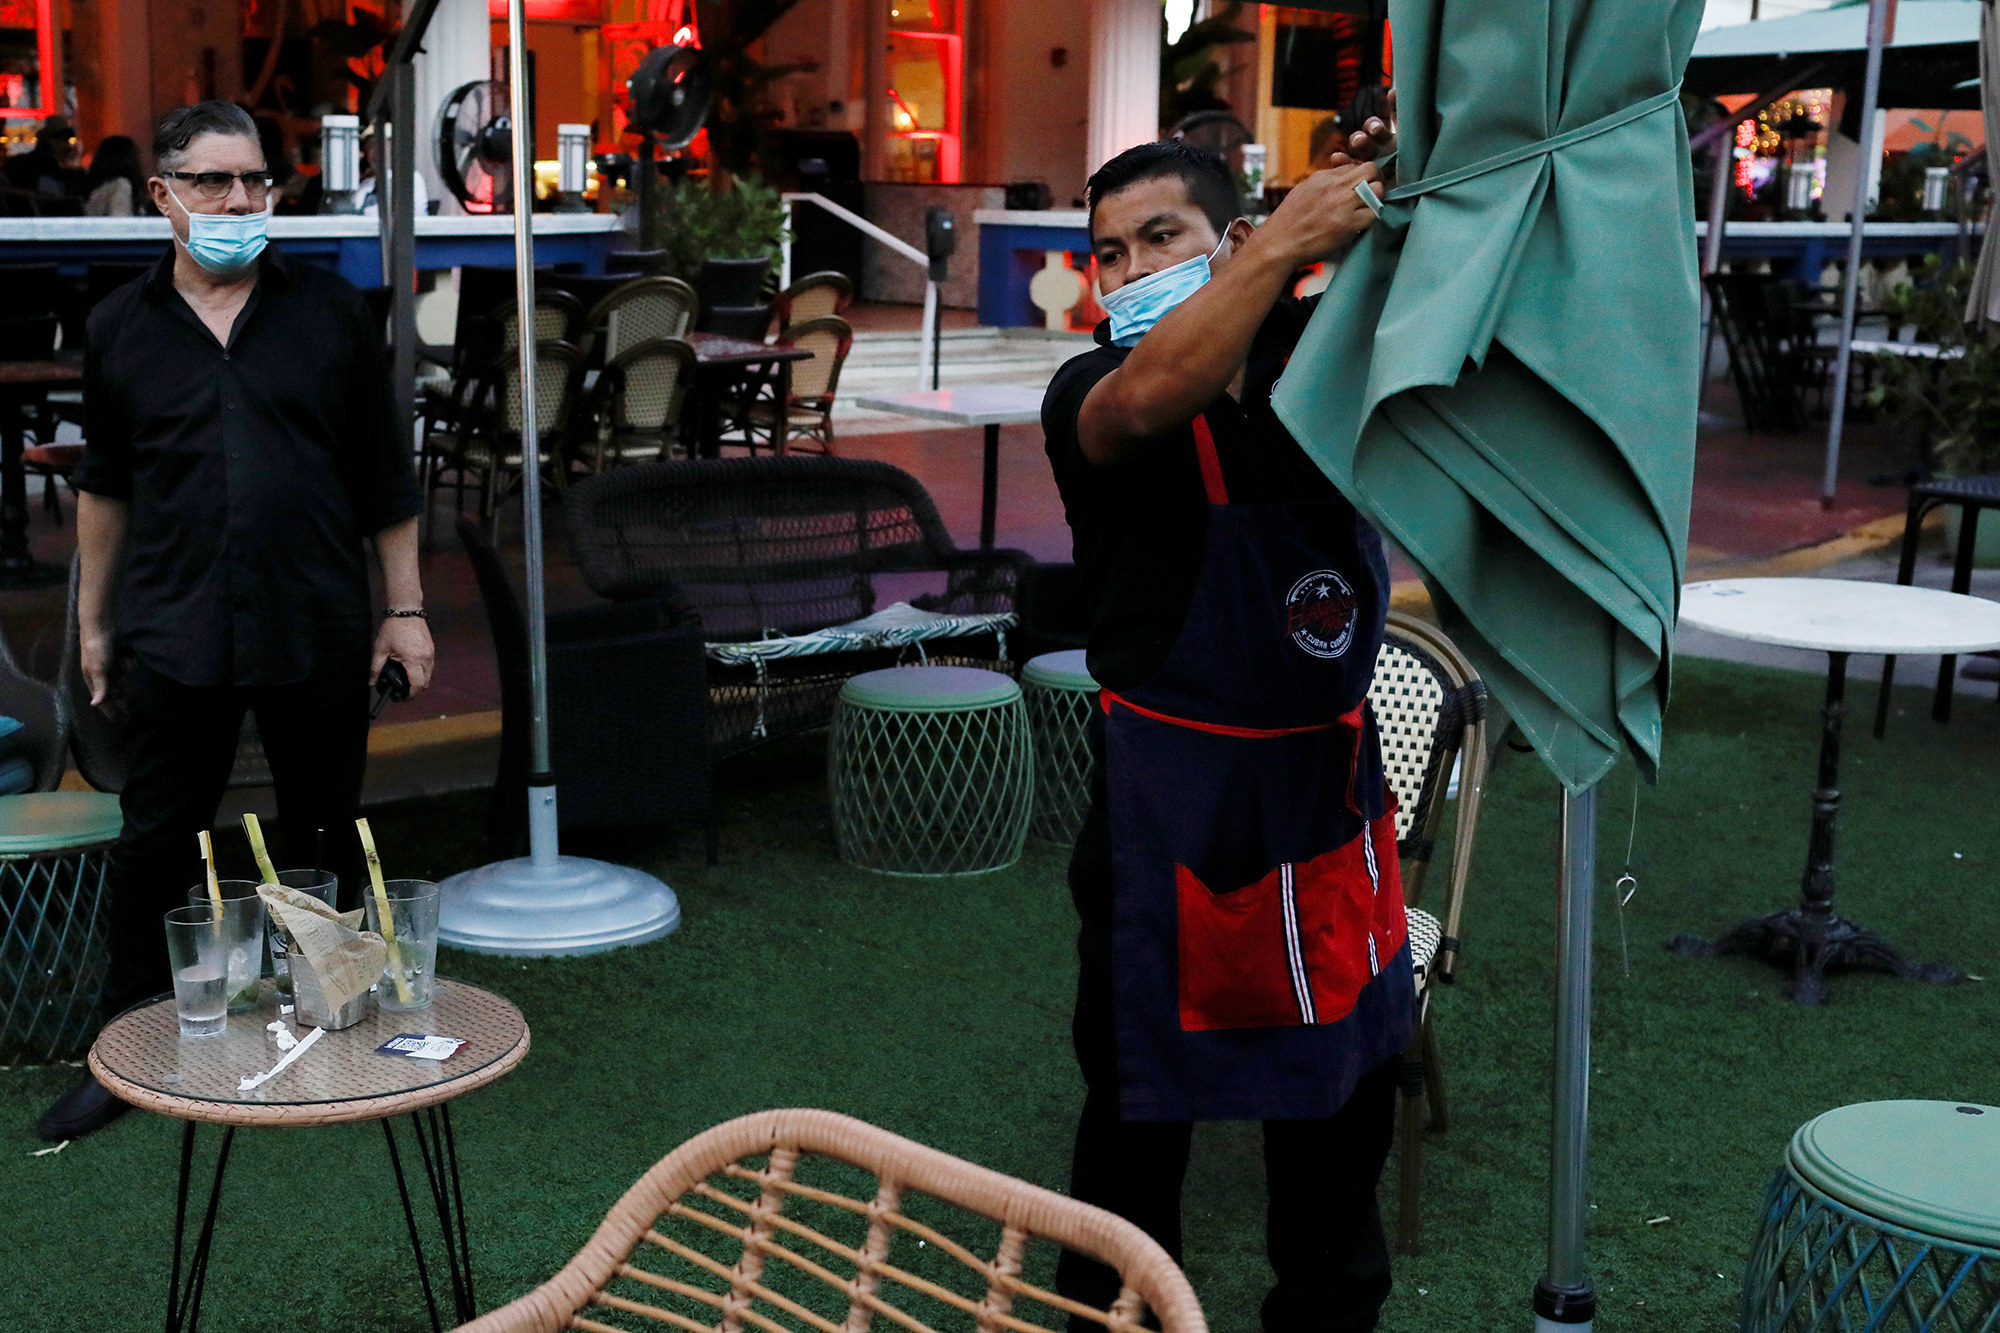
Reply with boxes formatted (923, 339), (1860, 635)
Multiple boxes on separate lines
(651, 174), (792, 291)
(1868, 255), (2000, 564)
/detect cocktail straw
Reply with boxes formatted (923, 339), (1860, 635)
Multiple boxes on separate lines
(356, 818), (414, 1004)
(242, 813), (279, 886)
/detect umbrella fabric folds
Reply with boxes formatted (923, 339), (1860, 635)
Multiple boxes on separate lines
(1970, 0), (2000, 329)
(1272, 0), (1703, 793)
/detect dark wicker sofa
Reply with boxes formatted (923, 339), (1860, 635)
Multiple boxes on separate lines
(563, 457), (1035, 756)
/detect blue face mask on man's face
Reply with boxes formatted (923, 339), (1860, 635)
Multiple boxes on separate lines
(165, 185), (270, 279)
(1100, 228), (1234, 348)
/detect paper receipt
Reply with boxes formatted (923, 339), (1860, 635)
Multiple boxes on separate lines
(375, 1034), (468, 1061)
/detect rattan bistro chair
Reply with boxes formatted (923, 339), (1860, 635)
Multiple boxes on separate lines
(587, 336), (697, 471)
(584, 276), (699, 364)
(772, 270), (855, 337)
(455, 1108), (1207, 1333)
(732, 316), (854, 456)
(1367, 611), (1490, 1256)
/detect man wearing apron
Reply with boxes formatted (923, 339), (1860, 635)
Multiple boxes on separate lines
(1042, 132), (1409, 1331)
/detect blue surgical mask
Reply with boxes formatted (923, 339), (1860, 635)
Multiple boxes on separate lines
(1102, 229), (1234, 348)
(165, 186), (270, 278)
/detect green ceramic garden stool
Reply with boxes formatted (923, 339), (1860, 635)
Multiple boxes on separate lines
(1021, 650), (1099, 844)
(1740, 1100), (2000, 1331)
(829, 666), (1032, 875)
(0, 792), (125, 1062)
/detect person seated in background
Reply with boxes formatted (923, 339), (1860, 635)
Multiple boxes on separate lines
(5, 117), (85, 198)
(83, 136), (149, 217)
(352, 125), (431, 218)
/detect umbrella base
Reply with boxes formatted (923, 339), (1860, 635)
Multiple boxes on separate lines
(1533, 1276), (1595, 1329)
(438, 855), (681, 957)
(1667, 911), (1960, 1006)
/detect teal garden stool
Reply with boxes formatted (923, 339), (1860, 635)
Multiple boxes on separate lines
(0, 791), (125, 1061)
(829, 666), (1032, 875)
(1022, 650), (1099, 844)
(1740, 1100), (2000, 1331)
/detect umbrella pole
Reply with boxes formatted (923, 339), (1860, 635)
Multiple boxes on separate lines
(1820, 0), (1894, 507)
(433, 0), (682, 957)
(1535, 784), (1597, 1331)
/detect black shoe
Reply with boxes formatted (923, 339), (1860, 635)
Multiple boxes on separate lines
(35, 1074), (129, 1141)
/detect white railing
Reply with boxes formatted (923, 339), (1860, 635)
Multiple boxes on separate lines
(781, 192), (938, 390)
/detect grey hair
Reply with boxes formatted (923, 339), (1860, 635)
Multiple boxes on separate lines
(153, 101), (262, 173)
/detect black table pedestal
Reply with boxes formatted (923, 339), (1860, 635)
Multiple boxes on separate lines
(1669, 651), (1962, 1005)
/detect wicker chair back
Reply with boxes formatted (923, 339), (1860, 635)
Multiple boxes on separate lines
(454, 1107), (1207, 1333)
(502, 340), (584, 439)
(564, 457), (1020, 642)
(780, 316), (853, 405)
(497, 292), (586, 356)
(773, 271), (855, 336)
(588, 277), (699, 362)
(606, 337), (697, 433)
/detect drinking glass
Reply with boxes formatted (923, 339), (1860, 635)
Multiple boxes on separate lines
(264, 869), (338, 998)
(163, 905), (229, 1037)
(187, 879), (266, 1012)
(362, 879), (440, 1010)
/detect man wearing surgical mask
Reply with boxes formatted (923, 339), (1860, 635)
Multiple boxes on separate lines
(37, 101), (432, 1142)
(1043, 120), (1404, 1332)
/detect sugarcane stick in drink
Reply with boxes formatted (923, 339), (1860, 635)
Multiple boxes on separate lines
(356, 818), (414, 1003)
(242, 813), (279, 886)
(198, 830), (224, 916)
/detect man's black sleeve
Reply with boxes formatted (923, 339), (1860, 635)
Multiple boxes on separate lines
(344, 288), (424, 534)
(72, 308), (132, 501)
(1041, 347), (1121, 479)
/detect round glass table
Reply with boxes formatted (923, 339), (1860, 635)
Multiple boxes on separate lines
(1672, 579), (2000, 1004)
(90, 978), (529, 1332)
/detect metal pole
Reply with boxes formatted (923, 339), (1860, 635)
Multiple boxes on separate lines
(505, 0), (558, 869)
(919, 279), (939, 391)
(1822, 0), (1895, 506)
(389, 62), (419, 459)
(1534, 784), (1597, 1332)
(1698, 138), (1732, 405)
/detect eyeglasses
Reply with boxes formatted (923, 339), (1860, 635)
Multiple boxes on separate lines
(164, 170), (276, 200)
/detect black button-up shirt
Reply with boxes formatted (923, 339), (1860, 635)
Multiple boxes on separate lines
(76, 247), (422, 687)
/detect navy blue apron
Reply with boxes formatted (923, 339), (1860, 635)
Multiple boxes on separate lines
(1103, 416), (1415, 1122)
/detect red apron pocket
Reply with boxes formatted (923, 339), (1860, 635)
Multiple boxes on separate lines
(1175, 864), (1300, 1031)
(1177, 811), (1408, 1034)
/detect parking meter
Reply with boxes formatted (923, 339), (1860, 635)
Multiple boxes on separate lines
(925, 206), (957, 282)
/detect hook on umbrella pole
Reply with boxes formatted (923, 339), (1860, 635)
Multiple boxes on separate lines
(1536, 783), (1597, 1330)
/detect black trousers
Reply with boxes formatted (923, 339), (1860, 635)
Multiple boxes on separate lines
(101, 650), (372, 1017)
(1055, 715), (1397, 1333)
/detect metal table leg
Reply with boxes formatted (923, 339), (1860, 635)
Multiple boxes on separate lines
(1672, 651), (1961, 1003)
(979, 422), (999, 551)
(384, 1105), (476, 1331)
(165, 1121), (236, 1333)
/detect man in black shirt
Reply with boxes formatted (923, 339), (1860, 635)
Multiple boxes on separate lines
(1045, 132), (1408, 1332)
(36, 102), (432, 1141)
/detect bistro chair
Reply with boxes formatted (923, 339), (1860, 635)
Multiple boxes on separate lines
(587, 336), (697, 470)
(458, 339), (586, 526)
(453, 1108), (1207, 1333)
(771, 270), (855, 337)
(583, 276), (699, 364)
(1366, 611), (1490, 1256)
(729, 315), (852, 456)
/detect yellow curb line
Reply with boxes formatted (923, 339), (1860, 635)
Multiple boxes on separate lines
(1386, 509), (1938, 623)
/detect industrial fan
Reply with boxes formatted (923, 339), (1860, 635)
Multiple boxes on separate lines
(438, 79), (513, 213)
(626, 41), (711, 248)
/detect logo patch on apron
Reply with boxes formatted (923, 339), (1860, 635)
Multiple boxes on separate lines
(1284, 569), (1358, 659)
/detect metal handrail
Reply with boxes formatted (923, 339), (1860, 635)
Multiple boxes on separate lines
(781, 192), (938, 390)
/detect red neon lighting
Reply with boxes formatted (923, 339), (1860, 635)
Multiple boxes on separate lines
(886, 27), (962, 183)
(0, 0), (59, 120)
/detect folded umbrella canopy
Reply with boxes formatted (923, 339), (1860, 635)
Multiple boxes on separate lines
(1272, 0), (1703, 796)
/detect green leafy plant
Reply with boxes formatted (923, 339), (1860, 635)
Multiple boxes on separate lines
(1867, 255), (2000, 475)
(652, 174), (792, 284)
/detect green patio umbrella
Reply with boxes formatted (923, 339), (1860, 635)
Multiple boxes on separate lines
(1270, 1), (1702, 1326)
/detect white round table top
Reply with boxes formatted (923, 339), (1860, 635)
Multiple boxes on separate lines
(1681, 579), (2000, 656)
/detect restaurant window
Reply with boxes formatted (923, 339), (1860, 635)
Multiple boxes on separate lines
(884, 0), (961, 182)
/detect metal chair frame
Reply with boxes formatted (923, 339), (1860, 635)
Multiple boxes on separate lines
(1367, 610), (1490, 1256)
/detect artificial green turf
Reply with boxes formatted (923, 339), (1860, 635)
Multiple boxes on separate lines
(6, 656), (1998, 1332)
